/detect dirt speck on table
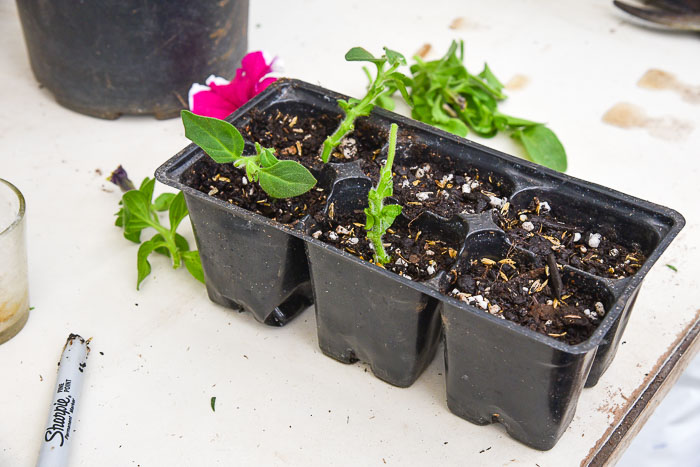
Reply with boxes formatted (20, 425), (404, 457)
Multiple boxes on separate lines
(602, 102), (694, 141)
(638, 68), (700, 105)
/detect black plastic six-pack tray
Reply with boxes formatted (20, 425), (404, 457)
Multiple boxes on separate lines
(156, 79), (684, 450)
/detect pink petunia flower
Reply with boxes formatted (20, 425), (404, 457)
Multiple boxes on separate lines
(188, 51), (280, 119)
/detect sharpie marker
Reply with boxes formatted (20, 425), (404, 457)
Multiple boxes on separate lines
(37, 334), (90, 467)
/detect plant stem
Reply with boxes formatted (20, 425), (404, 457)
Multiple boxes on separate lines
(320, 63), (398, 163)
(321, 116), (357, 162)
(368, 123), (399, 264)
(147, 212), (181, 269)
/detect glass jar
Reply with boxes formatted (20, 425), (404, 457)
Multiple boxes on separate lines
(0, 178), (29, 344)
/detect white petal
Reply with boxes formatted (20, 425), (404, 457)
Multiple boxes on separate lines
(205, 74), (231, 86)
(188, 83), (211, 110)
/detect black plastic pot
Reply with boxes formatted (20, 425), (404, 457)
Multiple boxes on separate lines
(306, 199), (465, 387)
(182, 192), (312, 326)
(16, 0), (248, 119)
(155, 79), (684, 449)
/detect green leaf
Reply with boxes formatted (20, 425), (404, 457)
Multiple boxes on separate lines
(386, 74), (412, 105)
(210, 396), (216, 412)
(122, 190), (157, 233)
(168, 192), (189, 232)
(512, 125), (567, 172)
(123, 228), (142, 244)
(477, 64), (506, 99)
(377, 94), (396, 111)
(345, 47), (383, 64)
(407, 42), (568, 173)
(257, 160), (317, 198)
(479, 64), (503, 90)
(139, 178), (156, 204)
(152, 233), (170, 257)
(364, 208), (375, 230)
(381, 204), (402, 221)
(258, 146), (279, 168)
(435, 118), (469, 137)
(182, 250), (205, 283)
(494, 112), (540, 129)
(430, 97), (450, 123)
(383, 47), (406, 66)
(115, 206), (125, 227)
(666, 264), (678, 272)
(154, 233), (189, 258)
(249, 159), (262, 182)
(136, 236), (167, 290)
(175, 233), (190, 252)
(181, 110), (245, 163)
(154, 193), (176, 212)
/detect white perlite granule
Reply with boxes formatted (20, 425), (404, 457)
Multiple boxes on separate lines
(522, 221), (535, 232)
(588, 233), (602, 248)
(594, 301), (605, 316)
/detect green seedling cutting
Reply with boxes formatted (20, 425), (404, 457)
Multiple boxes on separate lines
(182, 110), (317, 198)
(320, 47), (411, 163)
(365, 123), (403, 265)
(408, 41), (567, 171)
(114, 176), (204, 289)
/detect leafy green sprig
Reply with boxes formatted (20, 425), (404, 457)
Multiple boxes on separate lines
(320, 47), (411, 163)
(365, 123), (403, 265)
(408, 41), (567, 172)
(182, 110), (317, 198)
(113, 175), (204, 289)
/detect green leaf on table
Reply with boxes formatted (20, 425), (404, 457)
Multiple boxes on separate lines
(406, 41), (569, 172)
(168, 192), (189, 232)
(137, 236), (167, 290)
(139, 177), (156, 204)
(258, 160), (317, 198)
(666, 264), (678, 272)
(435, 118), (469, 137)
(115, 204), (125, 227)
(122, 190), (157, 241)
(153, 193), (176, 211)
(494, 112), (540, 129)
(175, 233), (190, 252)
(182, 250), (205, 283)
(512, 124), (567, 172)
(122, 190), (154, 224)
(181, 110), (244, 163)
(478, 63), (505, 98)
(112, 168), (205, 289)
(210, 396), (216, 412)
(152, 233), (189, 258)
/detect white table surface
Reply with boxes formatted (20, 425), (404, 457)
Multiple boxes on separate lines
(1, 0), (699, 465)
